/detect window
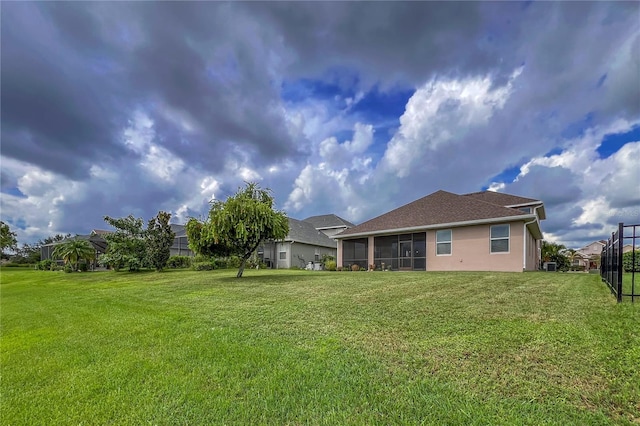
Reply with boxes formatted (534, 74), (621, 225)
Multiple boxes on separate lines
(279, 251), (287, 260)
(519, 207), (532, 214)
(490, 224), (510, 253)
(436, 229), (452, 255)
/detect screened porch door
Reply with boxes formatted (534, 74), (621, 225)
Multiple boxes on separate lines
(399, 240), (413, 270)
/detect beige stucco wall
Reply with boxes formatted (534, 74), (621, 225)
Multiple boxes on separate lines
(337, 220), (537, 272)
(426, 222), (525, 272)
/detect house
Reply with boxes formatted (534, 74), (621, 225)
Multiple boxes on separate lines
(302, 214), (355, 238)
(40, 230), (109, 267)
(170, 224), (194, 257)
(259, 218), (338, 269)
(41, 225), (195, 263)
(574, 240), (606, 270)
(334, 190), (545, 272)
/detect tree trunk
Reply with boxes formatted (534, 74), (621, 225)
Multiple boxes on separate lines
(237, 242), (261, 278)
(237, 258), (247, 278)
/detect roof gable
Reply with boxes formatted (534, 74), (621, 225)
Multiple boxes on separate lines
(286, 218), (337, 248)
(338, 190), (532, 237)
(303, 214), (355, 229)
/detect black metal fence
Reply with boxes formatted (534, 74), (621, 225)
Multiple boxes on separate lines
(601, 223), (640, 302)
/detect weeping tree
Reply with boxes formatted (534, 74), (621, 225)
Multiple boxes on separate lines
(186, 182), (289, 278)
(51, 239), (95, 271)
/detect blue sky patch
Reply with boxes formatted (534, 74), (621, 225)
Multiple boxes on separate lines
(2, 187), (26, 198)
(484, 164), (524, 189)
(544, 147), (563, 157)
(350, 86), (414, 122)
(597, 125), (640, 159)
(561, 112), (595, 139)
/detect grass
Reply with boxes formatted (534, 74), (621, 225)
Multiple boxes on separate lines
(2, 268), (639, 425)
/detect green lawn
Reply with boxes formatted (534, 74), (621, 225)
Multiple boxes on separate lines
(1, 269), (639, 425)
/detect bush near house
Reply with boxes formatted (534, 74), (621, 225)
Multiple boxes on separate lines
(623, 250), (640, 272)
(167, 256), (193, 269)
(325, 260), (337, 271)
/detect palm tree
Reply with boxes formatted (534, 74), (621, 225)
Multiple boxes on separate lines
(51, 239), (95, 271)
(563, 248), (580, 269)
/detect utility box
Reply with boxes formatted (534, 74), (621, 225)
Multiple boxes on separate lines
(544, 262), (557, 272)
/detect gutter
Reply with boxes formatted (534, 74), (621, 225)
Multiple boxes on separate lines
(335, 214), (537, 239)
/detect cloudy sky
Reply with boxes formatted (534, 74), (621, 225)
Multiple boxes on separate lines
(1, 2), (639, 249)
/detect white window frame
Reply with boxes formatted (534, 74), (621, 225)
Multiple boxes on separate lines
(279, 251), (287, 260)
(490, 224), (510, 254)
(436, 229), (452, 256)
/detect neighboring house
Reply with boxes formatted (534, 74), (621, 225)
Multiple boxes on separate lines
(170, 224), (194, 257)
(41, 225), (195, 262)
(623, 244), (636, 253)
(574, 240), (606, 270)
(259, 218), (338, 269)
(335, 190), (546, 272)
(302, 214), (355, 238)
(40, 230), (109, 266)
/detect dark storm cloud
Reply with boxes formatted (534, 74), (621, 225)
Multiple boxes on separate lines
(250, 1), (524, 88)
(1, 2), (301, 181)
(1, 3), (129, 179)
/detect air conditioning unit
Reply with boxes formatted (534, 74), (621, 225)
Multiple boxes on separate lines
(544, 262), (557, 272)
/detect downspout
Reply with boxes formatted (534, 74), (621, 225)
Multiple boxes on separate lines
(523, 205), (542, 271)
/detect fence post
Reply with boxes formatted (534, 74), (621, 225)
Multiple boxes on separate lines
(616, 222), (624, 303)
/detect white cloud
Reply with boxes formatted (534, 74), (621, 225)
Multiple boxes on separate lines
(381, 68), (522, 178)
(0, 158), (87, 242)
(498, 119), (640, 247)
(285, 122), (376, 219)
(123, 111), (186, 182)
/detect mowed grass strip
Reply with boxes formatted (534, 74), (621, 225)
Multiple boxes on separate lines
(1, 269), (638, 425)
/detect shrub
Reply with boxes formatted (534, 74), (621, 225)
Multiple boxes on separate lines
(192, 261), (214, 271)
(351, 264), (360, 272)
(63, 264), (73, 273)
(623, 250), (640, 273)
(227, 256), (242, 269)
(78, 262), (89, 272)
(37, 259), (54, 271)
(337, 266), (343, 272)
(167, 256), (192, 269)
(321, 254), (335, 268)
(325, 260), (337, 271)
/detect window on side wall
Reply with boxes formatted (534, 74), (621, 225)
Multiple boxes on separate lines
(279, 251), (287, 260)
(490, 224), (510, 253)
(436, 229), (452, 255)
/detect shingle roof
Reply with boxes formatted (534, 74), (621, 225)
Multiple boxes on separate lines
(303, 214), (355, 229)
(286, 218), (338, 248)
(463, 191), (541, 206)
(337, 190), (533, 237)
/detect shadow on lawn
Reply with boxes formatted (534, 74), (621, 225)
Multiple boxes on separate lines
(217, 271), (317, 285)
